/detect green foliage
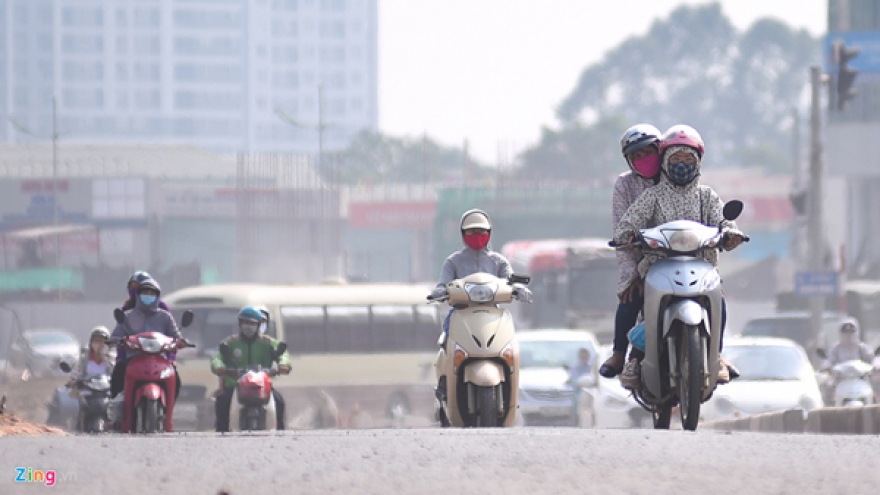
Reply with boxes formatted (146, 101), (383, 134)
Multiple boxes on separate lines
(545, 2), (818, 172)
(327, 130), (491, 184)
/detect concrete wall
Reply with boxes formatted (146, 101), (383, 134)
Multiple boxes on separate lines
(703, 405), (880, 434)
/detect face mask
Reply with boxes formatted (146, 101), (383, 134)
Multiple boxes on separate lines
(259, 321), (267, 334)
(666, 161), (699, 185)
(139, 294), (157, 306)
(463, 232), (490, 250)
(632, 154), (661, 178)
(240, 322), (259, 339)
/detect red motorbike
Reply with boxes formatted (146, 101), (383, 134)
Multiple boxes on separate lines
(112, 309), (194, 433)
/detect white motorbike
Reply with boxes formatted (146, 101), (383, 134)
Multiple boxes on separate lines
(429, 273), (531, 427)
(613, 200), (747, 431)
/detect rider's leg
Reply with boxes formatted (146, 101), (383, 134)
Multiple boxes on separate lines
(214, 388), (234, 432)
(601, 292), (643, 377)
(272, 388), (286, 430)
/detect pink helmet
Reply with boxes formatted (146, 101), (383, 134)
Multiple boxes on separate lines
(659, 125), (704, 158)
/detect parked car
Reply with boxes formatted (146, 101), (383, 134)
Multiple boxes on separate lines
(701, 336), (824, 422)
(588, 345), (653, 429)
(516, 329), (599, 426)
(740, 312), (852, 367)
(8, 329), (81, 379)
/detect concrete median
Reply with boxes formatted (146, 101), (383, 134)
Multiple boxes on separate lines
(805, 405), (880, 434)
(702, 408), (806, 433)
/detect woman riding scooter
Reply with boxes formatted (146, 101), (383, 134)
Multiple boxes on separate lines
(429, 209), (532, 402)
(614, 124), (744, 389)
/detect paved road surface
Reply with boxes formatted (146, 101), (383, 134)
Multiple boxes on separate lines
(2, 427), (879, 494)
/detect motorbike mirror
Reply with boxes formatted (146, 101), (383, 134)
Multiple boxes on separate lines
(274, 342), (288, 358)
(218, 342), (232, 362)
(59, 361), (72, 373)
(113, 308), (126, 325)
(815, 348), (828, 359)
(181, 310), (194, 328)
(722, 200), (744, 222)
(508, 273), (531, 285)
(875, 346), (880, 356)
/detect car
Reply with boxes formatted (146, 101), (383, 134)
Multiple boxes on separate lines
(589, 345), (654, 429)
(516, 329), (599, 427)
(700, 336), (824, 422)
(8, 329), (81, 379)
(740, 312), (852, 367)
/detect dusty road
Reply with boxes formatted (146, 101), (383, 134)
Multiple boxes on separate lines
(2, 427), (880, 494)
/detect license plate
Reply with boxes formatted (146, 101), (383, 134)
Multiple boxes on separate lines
(539, 406), (571, 417)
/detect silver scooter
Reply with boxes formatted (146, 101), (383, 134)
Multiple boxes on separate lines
(613, 200), (747, 431)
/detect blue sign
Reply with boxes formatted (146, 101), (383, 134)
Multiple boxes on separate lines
(826, 31), (880, 74)
(795, 271), (839, 297)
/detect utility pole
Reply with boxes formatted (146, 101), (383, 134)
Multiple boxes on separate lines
(808, 66), (825, 346)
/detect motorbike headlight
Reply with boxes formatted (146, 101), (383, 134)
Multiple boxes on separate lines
(159, 368), (173, 380)
(701, 269), (721, 291)
(667, 230), (701, 252)
(138, 336), (163, 354)
(464, 282), (498, 302)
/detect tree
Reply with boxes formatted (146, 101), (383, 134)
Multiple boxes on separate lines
(327, 130), (491, 185)
(546, 2), (818, 173)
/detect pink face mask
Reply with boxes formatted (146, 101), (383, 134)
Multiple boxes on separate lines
(632, 154), (661, 178)
(463, 233), (490, 250)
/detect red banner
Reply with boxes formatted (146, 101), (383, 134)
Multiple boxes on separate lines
(348, 201), (436, 229)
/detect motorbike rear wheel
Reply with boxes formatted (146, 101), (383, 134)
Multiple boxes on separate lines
(678, 325), (704, 431)
(476, 385), (499, 427)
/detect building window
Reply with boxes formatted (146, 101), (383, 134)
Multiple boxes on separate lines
(61, 7), (103, 27)
(62, 89), (104, 110)
(133, 63), (160, 82)
(92, 178), (146, 219)
(133, 35), (160, 55)
(134, 90), (160, 110)
(62, 62), (104, 82)
(62, 35), (104, 55)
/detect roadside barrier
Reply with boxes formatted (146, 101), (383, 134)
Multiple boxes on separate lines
(702, 405), (880, 434)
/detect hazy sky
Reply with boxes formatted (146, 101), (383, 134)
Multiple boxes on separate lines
(377, 0), (827, 163)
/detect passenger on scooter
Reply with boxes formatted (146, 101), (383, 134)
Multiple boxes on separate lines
(428, 209), (532, 399)
(122, 271), (170, 312)
(613, 124), (745, 389)
(110, 277), (187, 398)
(67, 326), (114, 398)
(599, 124), (663, 379)
(211, 306), (291, 432)
(824, 319), (874, 369)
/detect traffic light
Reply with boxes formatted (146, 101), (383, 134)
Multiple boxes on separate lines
(836, 42), (860, 111)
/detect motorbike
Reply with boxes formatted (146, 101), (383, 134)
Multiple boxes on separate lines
(109, 308), (194, 433)
(612, 200), (747, 431)
(815, 348), (878, 407)
(217, 341), (289, 431)
(58, 361), (112, 433)
(430, 272), (531, 427)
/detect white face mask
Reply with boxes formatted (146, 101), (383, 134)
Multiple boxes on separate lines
(240, 321), (259, 338)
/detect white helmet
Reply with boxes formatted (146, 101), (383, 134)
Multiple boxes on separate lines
(460, 209), (491, 231)
(620, 124), (662, 175)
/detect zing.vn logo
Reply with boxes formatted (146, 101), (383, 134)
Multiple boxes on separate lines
(14, 467), (76, 487)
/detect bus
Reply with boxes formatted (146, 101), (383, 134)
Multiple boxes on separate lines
(502, 238), (619, 342)
(163, 282), (441, 430)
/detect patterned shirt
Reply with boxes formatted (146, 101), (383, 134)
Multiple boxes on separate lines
(614, 174), (737, 281)
(612, 171), (655, 295)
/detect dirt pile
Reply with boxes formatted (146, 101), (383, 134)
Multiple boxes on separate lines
(0, 413), (66, 436)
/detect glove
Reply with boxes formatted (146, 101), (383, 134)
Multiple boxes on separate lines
(428, 288), (448, 301)
(278, 365), (291, 375)
(213, 366), (226, 377)
(722, 230), (745, 251)
(513, 287), (533, 304)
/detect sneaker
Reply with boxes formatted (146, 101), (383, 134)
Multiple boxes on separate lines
(619, 359), (640, 390)
(599, 352), (625, 378)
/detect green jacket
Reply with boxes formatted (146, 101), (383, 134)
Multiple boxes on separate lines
(210, 334), (291, 389)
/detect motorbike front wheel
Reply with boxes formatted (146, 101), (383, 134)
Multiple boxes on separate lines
(140, 398), (160, 434)
(678, 325), (704, 431)
(476, 385), (499, 427)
